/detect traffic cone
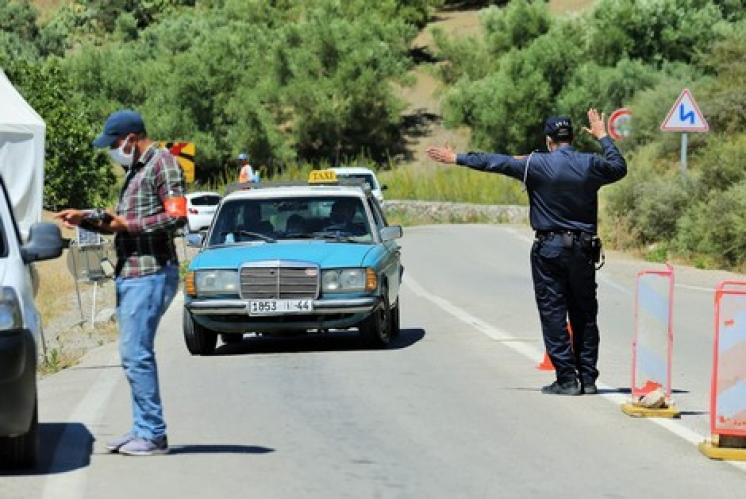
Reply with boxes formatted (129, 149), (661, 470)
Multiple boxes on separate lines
(537, 351), (554, 370)
(536, 323), (573, 371)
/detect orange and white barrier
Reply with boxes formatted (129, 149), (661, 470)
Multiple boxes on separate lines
(622, 264), (679, 417)
(700, 281), (746, 459)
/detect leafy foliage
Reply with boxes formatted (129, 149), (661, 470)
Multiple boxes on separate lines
(6, 60), (115, 210)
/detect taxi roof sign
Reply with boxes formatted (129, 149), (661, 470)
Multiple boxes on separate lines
(308, 169), (337, 184)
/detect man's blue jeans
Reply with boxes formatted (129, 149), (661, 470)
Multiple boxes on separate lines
(116, 264), (179, 440)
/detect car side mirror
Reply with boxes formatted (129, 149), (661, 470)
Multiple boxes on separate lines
(21, 223), (64, 263)
(381, 184), (388, 191)
(186, 233), (204, 248)
(380, 225), (403, 242)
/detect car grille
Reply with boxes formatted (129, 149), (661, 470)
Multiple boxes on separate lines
(240, 265), (319, 299)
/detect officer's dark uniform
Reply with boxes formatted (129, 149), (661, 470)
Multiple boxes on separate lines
(455, 117), (627, 393)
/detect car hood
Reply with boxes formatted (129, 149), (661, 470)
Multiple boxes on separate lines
(191, 241), (376, 270)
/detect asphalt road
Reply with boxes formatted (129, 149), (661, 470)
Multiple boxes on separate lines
(2, 224), (745, 498)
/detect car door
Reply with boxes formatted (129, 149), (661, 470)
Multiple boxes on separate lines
(367, 195), (400, 306)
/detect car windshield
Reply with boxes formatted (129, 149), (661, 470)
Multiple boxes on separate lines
(336, 173), (376, 190)
(190, 195), (221, 206)
(208, 196), (373, 247)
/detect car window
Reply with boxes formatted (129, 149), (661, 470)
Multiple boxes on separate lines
(337, 173), (377, 190)
(367, 197), (385, 229)
(208, 196), (373, 246)
(190, 195), (221, 206)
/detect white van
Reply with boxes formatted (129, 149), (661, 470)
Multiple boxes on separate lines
(330, 167), (387, 205)
(0, 175), (63, 468)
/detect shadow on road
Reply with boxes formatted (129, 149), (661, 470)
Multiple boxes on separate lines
(0, 422), (92, 476)
(213, 327), (426, 356)
(169, 444), (274, 455)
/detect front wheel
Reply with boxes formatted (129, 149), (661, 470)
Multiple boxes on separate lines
(359, 291), (391, 348)
(0, 397), (38, 469)
(389, 298), (400, 338)
(183, 308), (217, 356)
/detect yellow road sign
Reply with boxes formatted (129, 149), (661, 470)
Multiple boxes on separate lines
(161, 141), (196, 183)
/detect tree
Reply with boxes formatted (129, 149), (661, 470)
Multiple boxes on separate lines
(8, 60), (115, 210)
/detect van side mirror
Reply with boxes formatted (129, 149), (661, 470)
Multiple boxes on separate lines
(381, 184), (388, 191)
(21, 223), (64, 263)
(380, 225), (403, 242)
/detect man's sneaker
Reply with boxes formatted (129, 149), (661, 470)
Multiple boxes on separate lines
(541, 380), (581, 396)
(106, 432), (136, 452)
(118, 436), (169, 456)
(582, 382), (598, 395)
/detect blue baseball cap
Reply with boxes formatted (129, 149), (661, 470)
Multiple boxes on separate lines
(93, 110), (146, 148)
(544, 116), (573, 140)
(237, 152), (249, 160)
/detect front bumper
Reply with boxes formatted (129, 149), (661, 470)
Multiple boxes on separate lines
(0, 329), (37, 436)
(186, 296), (380, 333)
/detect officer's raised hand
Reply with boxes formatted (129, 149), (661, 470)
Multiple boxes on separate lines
(583, 108), (608, 140)
(426, 145), (457, 164)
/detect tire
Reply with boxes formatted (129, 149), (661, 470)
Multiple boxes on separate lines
(221, 333), (243, 345)
(183, 308), (217, 356)
(0, 397), (38, 469)
(389, 298), (400, 338)
(359, 289), (391, 348)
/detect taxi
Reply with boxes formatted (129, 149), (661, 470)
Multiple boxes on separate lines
(182, 170), (403, 355)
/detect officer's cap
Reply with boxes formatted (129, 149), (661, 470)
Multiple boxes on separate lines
(544, 116), (573, 141)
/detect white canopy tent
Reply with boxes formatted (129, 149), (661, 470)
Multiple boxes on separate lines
(0, 69), (45, 237)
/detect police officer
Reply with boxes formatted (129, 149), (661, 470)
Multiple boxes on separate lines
(426, 108), (626, 395)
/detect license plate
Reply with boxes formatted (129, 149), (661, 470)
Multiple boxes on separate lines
(249, 299), (314, 316)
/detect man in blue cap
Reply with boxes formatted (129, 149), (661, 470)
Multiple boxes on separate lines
(426, 108), (627, 395)
(55, 110), (187, 454)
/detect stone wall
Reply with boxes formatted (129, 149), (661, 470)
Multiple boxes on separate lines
(383, 200), (528, 224)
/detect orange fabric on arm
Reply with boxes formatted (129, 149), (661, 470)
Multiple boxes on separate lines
(163, 196), (187, 218)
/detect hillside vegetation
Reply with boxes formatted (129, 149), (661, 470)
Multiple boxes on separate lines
(1, 0), (745, 268)
(432, 0), (745, 268)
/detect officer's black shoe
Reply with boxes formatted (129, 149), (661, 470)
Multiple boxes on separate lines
(541, 380), (581, 396)
(582, 382), (598, 395)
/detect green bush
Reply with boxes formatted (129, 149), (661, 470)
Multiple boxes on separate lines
(675, 180), (746, 267)
(697, 134), (746, 193)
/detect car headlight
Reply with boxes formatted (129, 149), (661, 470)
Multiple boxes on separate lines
(0, 287), (22, 331)
(195, 270), (239, 296)
(322, 268), (373, 293)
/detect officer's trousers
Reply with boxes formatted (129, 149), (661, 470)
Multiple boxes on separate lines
(531, 236), (600, 385)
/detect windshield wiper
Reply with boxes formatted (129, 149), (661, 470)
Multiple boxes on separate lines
(311, 231), (363, 243)
(237, 230), (276, 243)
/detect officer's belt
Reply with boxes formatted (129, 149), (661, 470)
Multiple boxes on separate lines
(535, 230), (593, 241)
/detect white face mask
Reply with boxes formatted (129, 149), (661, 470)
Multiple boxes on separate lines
(107, 139), (135, 168)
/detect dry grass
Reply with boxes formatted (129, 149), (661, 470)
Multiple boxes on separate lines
(39, 322), (119, 377)
(379, 164), (527, 205)
(31, 0), (68, 23)
(548, 0), (596, 15)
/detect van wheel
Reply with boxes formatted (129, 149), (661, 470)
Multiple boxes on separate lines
(0, 397), (38, 469)
(359, 290), (391, 348)
(183, 308), (217, 356)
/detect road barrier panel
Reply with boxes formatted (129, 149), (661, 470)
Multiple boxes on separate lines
(621, 264), (680, 418)
(700, 281), (746, 460)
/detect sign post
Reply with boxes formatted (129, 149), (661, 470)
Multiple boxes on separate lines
(660, 89), (709, 175)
